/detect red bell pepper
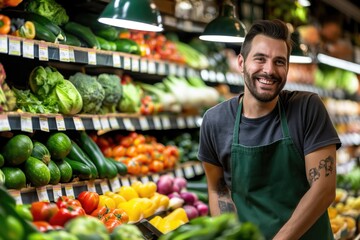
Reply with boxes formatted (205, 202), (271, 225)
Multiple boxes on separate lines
(49, 206), (86, 226)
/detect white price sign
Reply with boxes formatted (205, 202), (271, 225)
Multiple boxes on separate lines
(0, 35), (8, 53)
(87, 180), (96, 192)
(39, 117), (49, 132)
(109, 117), (119, 129)
(56, 115), (66, 131)
(88, 51), (97, 65)
(176, 117), (186, 129)
(9, 190), (22, 205)
(36, 186), (50, 202)
(140, 59), (148, 73)
(113, 54), (121, 68)
(100, 180), (110, 194)
(8, 38), (21, 56)
(22, 40), (34, 59)
(64, 184), (75, 198)
(139, 117), (150, 131)
(109, 177), (121, 192)
(0, 115), (11, 131)
(161, 116), (171, 129)
(131, 58), (140, 72)
(123, 118), (135, 131)
(38, 44), (49, 61)
(69, 48), (75, 62)
(92, 117), (102, 130)
(21, 115), (33, 133)
(100, 117), (110, 130)
(59, 45), (70, 62)
(153, 116), (162, 129)
(73, 117), (85, 130)
(148, 61), (156, 74)
(123, 57), (131, 70)
(120, 177), (130, 187)
(52, 184), (62, 201)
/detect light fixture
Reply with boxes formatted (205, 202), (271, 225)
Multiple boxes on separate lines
(289, 31), (313, 64)
(98, 0), (163, 32)
(199, 0), (246, 43)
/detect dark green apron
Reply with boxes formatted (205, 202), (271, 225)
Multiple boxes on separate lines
(231, 99), (333, 240)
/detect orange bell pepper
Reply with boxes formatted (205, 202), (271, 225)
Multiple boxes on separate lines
(0, 15), (11, 35)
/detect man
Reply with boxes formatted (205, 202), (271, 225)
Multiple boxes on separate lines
(198, 19), (341, 239)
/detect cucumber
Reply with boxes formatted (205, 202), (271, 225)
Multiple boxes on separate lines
(64, 21), (101, 49)
(95, 27), (120, 41)
(96, 36), (111, 50)
(67, 140), (98, 178)
(64, 157), (92, 180)
(102, 157), (118, 179)
(55, 159), (73, 183)
(33, 21), (58, 43)
(107, 158), (127, 176)
(59, 32), (82, 47)
(48, 160), (61, 185)
(114, 38), (141, 55)
(24, 156), (51, 187)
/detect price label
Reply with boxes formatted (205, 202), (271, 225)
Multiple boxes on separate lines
(177, 66), (185, 77)
(216, 72), (225, 82)
(52, 184), (63, 201)
(123, 118), (135, 131)
(0, 115), (11, 131)
(73, 117), (84, 130)
(175, 168), (184, 177)
(183, 20), (193, 32)
(92, 117), (102, 130)
(21, 115), (33, 133)
(153, 116), (162, 129)
(169, 64), (177, 75)
(167, 171), (175, 178)
(38, 44), (49, 61)
(69, 48), (75, 62)
(39, 117), (49, 132)
(64, 184), (75, 198)
(186, 116), (195, 128)
(131, 58), (140, 72)
(22, 40), (34, 59)
(0, 35), (8, 53)
(123, 57), (131, 70)
(140, 59), (148, 73)
(158, 62), (166, 75)
(201, 69), (209, 81)
(120, 177), (130, 187)
(59, 45), (70, 62)
(194, 163), (204, 175)
(184, 166), (195, 178)
(9, 190), (22, 205)
(113, 54), (121, 68)
(109, 117), (119, 129)
(209, 70), (216, 82)
(88, 51), (97, 65)
(148, 61), (156, 74)
(36, 186), (50, 202)
(151, 174), (159, 183)
(140, 175), (149, 183)
(100, 117), (110, 130)
(109, 177), (121, 192)
(139, 117), (150, 131)
(8, 38), (21, 56)
(87, 181), (96, 192)
(129, 176), (138, 184)
(161, 116), (171, 129)
(56, 115), (66, 131)
(100, 180), (110, 194)
(176, 117), (186, 129)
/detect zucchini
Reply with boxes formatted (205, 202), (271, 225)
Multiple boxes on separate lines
(96, 36), (111, 50)
(103, 157), (119, 179)
(33, 21), (58, 43)
(95, 28), (120, 41)
(64, 21), (101, 49)
(78, 131), (109, 179)
(67, 140), (98, 178)
(59, 33), (82, 47)
(64, 157), (92, 180)
(107, 157), (127, 176)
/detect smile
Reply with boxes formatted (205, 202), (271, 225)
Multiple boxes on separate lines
(257, 77), (276, 85)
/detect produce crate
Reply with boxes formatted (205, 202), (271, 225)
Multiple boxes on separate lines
(136, 219), (163, 240)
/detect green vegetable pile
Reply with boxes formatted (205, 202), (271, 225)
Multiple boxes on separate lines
(97, 73), (122, 114)
(25, 0), (69, 26)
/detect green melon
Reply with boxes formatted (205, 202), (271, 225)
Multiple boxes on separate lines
(2, 167), (26, 189)
(24, 156), (50, 187)
(46, 133), (72, 160)
(1, 134), (33, 166)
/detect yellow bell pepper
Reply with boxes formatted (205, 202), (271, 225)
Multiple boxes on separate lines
(98, 195), (116, 209)
(105, 191), (126, 206)
(19, 21), (35, 39)
(118, 186), (139, 201)
(163, 208), (189, 223)
(118, 198), (143, 223)
(151, 193), (169, 212)
(131, 181), (157, 198)
(149, 208), (188, 234)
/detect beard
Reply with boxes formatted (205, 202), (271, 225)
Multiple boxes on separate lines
(243, 66), (286, 102)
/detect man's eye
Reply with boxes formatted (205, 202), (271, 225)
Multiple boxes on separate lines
(276, 60), (286, 65)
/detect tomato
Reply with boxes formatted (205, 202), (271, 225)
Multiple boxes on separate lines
(91, 206), (110, 218)
(119, 137), (133, 148)
(149, 160), (164, 173)
(126, 159), (141, 175)
(133, 135), (146, 146)
(112, 145), (126, 158)
(125, 146), (138, 158)
(141, 165), (149, 175)
(56, 196), (82, 209)
(97, 137), (110, 149)
(104, 219), (122, 233)
(32, 221), (53, 232)
(77, 191), (100, 214)
(31, 201), (59, 221)
(4, 0), (22, 7)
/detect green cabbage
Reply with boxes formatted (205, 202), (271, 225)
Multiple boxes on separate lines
(54, 80), (83, 115)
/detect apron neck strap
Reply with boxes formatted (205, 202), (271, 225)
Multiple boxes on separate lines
(233, 97), (290, 144)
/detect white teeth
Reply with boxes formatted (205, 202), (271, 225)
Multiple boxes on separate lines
(258, 78), (274, 85)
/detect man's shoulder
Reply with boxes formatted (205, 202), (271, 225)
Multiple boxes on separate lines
(204, 96), (238, 116)
(280, 90), (319, 106)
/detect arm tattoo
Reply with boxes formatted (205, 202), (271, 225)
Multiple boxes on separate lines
(308, 155), (334, 186)
(216, 177), (235, 213)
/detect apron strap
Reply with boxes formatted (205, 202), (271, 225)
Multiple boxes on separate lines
(232, 97), (290, 145)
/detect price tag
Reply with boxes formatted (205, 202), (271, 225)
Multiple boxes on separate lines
(88, 51), (97, 65)
(209, 70), (216, 82)
(123, 118), (135, 131)
(0, 35), (8, 53)
(39, 117), (49, 132)
(148, 61), (156, 74)
(113, 53), (121, 68)
(158, 62), (166, 75)
(73, 117), (85, 130)
(59, 45), (70, 62)
(153, 116), (162, 129)
(177, 66), (185, 77)
(169, 64), (177, 75)
(140, 59), (148, 73)
(87, 181), (96, 192)
(183, 20), (193, 32)
(64, 184), (75, 198)
(123, 57), (131, 70)
(8, 38), (21, 56)
(186, 116), (195, 128)
(52, 184), (63, 201)
(55, 115), (66, 131)
(69, 48), (75, 62)
(36, 186), (50, 202)
(38, 44), (49, 61)
(167, 171), (175, 178)
(187, 68), (196, 77)
(9, 190), (22, 205)
(0, 115), (11, 131)
(21, 115), (33, 133)
(100, 117), (110, 130)
(176, 117), (186, 129)
(216, 72), (225, 82)
(120, 177), (130, 186)
(201, 69), (209, 81)
(175, 168), (184, 177)
(184, 166), (195, 178)
(92, 117), (102, 130)
(194, 163), (204, 175)
(131, 58), (140, 72)
(109, 117), (119, 129)
(22, 40), (34, 59)
(139, 117), (150, 131)
(100, 180), (110, 194)
(109, 177), (121, 193)
(129, 176), (138, 184)
(161, 116), (171, 129)
(141, 175), (149, 183)
(151, 174), (159, 183)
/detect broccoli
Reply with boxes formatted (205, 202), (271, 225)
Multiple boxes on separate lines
(97, 73), (122, 114)
(25, 0), (69, 26)
(69, 72), (105, 114)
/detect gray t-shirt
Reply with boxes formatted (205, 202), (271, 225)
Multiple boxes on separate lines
(198, 90), (342, 187)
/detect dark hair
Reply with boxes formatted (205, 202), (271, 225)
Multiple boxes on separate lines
(240, 19), (292, 61)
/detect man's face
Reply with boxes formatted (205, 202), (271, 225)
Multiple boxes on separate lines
(239, 35), (289, 102)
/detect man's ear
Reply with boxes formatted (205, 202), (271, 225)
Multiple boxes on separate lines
(237, 54), (244, 73)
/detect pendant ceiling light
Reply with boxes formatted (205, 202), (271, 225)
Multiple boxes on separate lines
(199, 0), (246, 43)
(98, 0), (163, 32)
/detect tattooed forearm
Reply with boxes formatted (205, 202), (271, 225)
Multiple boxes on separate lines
(308, 155), (335, 186)
(216, 177), (235, 213)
